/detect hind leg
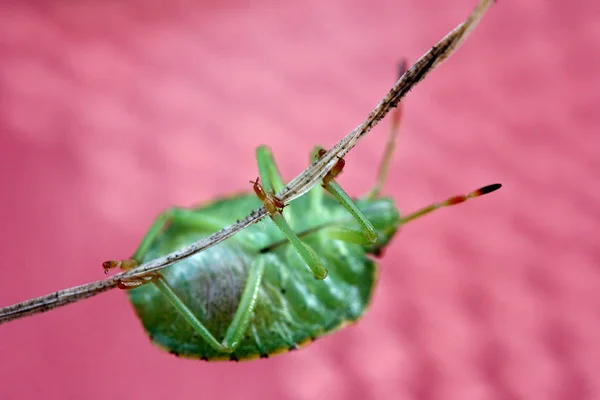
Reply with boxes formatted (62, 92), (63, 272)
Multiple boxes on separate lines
(148, 254), (267, 354)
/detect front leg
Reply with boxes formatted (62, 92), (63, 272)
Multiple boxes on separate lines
(102, 207), (229, 275)
(252, 146), (327, 280)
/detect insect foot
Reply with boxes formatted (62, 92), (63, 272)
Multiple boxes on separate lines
(102, 258), (139, 274)
(250, 177), (286, 215)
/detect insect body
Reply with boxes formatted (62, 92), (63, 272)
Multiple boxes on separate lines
(103, 95), (501, 361)
(0, 1), (500, 343)
(124, 185), (397, 361)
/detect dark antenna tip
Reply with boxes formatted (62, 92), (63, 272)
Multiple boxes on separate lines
(477, 183), (502, 195)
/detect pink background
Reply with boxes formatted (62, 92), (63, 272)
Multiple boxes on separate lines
(1, 1), (598, 399)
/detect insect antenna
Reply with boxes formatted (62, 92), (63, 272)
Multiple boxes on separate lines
(400, 183), (501, 225)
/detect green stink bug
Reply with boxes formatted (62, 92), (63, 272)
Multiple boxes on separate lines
(0, 0), (499, 363)
(102, 61), (501, 360)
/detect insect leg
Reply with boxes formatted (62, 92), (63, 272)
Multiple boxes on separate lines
(256, 146), (285, 194)
(313, 148), (377, 244)
(151, 256), (266, 354)
(308, 147), (325, 211)
(268, 212), (327, 279)
(102, 207), (237, 274)
(365, 61), (407, 201)
(255, 145), (300, 227)
(151, 274), (231, 353)
(251, 157), (327, 280)
(222, 255), (267, 350)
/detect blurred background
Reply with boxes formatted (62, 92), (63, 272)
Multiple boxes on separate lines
(0, 0), (598, 399)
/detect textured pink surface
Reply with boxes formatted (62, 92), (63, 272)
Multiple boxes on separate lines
(1, 1), (599, 399)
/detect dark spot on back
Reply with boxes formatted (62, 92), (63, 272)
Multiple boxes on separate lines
(260, 353), (269, 359)
(230, 354), (239, 362)
(288, 345), (298, 352)
(280, 288), (286, 295)
(201, 356), (209, 361)
(169, 350), (180, 357)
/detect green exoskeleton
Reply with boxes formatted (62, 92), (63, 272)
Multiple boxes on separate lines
(102, 69), (501, 360)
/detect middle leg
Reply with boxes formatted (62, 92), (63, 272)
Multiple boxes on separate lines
(313, 148), (378, 244)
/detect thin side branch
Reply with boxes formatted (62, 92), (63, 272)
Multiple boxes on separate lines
(0, 0), (496, 325)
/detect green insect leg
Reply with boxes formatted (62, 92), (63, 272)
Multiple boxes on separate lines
(322, 180), (377, 244)
(256, 145), (301, 228)
(313, 147), (377, 244)
(308, 147), (325, 212)
(103, 207), (233, 275)
(256, 146), (285, 194)
(269, 212), (327, 279)
(151, 256), (266, 354)
(252, 147), (327, 280)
